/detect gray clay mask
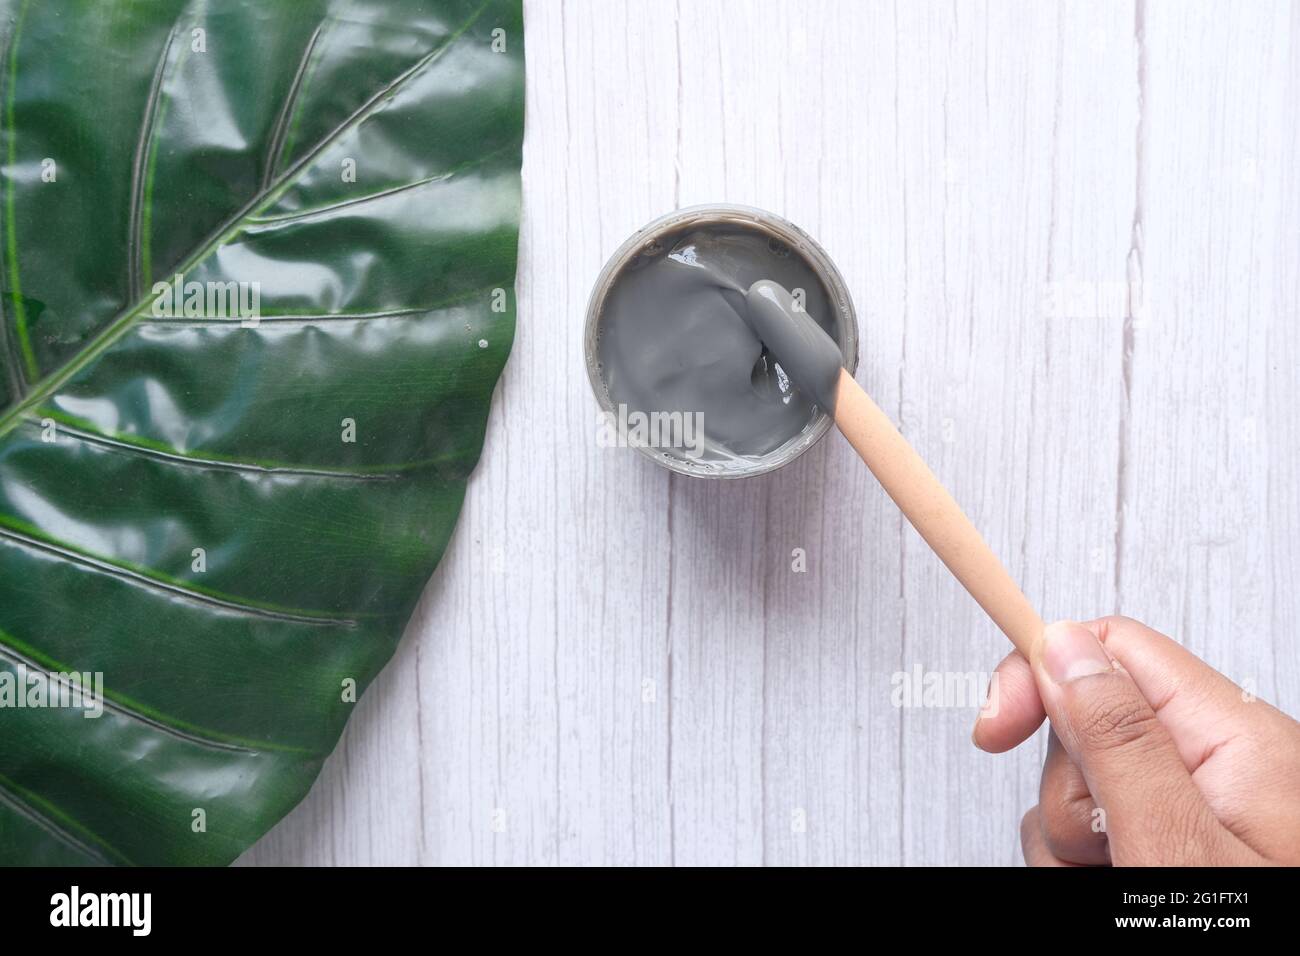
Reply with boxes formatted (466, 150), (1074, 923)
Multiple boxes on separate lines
(596, 224), (847, 471)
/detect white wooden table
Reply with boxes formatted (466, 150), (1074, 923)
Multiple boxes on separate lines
(241, 0), (1300, 866)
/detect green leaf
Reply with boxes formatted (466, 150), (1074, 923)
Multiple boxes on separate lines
(0, 0), (522, 865)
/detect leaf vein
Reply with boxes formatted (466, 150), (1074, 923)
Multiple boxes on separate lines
(0, 519), (355, 628)
(2, 0), (38, 384)
(248, 143), (515, 227)
(35, 415), (408, 481)
(0, 20), (26, 400)
(0, 771), (129, 866)
(127, 19), (182, 302)
(0, 639), (297, 756)
(138, 282), (505, 326)
(262, 22), (325, 188)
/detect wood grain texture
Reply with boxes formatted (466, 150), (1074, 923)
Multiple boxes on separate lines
(240, 0), (1300, 866)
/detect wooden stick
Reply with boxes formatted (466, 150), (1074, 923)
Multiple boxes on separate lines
(833, 368), (1043, 658)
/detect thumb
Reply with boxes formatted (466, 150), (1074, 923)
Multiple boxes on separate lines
(1032, 620), (1241, 865)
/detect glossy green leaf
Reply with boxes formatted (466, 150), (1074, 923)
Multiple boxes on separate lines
(0, 0), (522, 865)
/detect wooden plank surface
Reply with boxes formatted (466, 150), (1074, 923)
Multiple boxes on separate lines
(240, 0), (1299, 866)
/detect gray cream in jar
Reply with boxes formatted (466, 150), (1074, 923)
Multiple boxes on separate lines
(592, 217), (852, 475)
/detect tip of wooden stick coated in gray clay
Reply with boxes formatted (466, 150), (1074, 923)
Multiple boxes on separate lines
(743, 280), (845, 413)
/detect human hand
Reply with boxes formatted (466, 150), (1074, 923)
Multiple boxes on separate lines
(972, 616), (1300, 865)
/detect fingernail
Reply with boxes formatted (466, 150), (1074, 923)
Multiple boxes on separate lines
(1041, 620), (1113, 685)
